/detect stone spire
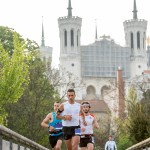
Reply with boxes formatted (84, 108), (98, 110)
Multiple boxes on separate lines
(41, 16), (45, 47)
(67, 0), (72, 17)
(132, 0), (138, 20)
(95, 19), (98, 40)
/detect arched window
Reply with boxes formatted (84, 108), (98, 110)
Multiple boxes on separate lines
(143, 32), (145, 49)
(85, 85), (96, 100)
(101, 85), (111, 99)
(137, 31), (140, 49)
(71, 29), (74, 46)
(77, 29), (80, 46)
(77, 34), (78, 46)
(130, 32), (134, 49)
(87, 86), (96, 95)
(64, 30), (67, 47)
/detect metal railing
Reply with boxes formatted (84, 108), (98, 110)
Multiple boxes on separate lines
(126, 137), (150, 150)
(0, 125), (49, 150)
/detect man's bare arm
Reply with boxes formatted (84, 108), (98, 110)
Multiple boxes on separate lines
(41, 113), (52, 128)
(56, 103), (65, 120)
(93, 116), (99, 128)
(80, 105), (87, 125)
(56, 104), (72, 120)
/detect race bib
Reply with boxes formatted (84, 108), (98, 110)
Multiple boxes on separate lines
(75, 128), (81, 135)
(55, 122), (62, 130)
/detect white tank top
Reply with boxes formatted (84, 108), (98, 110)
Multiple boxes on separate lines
(80, 113), (94, 134)
(62, 101), (81, 127)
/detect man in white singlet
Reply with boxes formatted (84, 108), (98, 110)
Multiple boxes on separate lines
(79, 101), (99, 150)
(56, 89), (86, 150)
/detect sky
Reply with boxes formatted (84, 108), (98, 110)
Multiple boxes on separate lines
(0, 0), (150, 67)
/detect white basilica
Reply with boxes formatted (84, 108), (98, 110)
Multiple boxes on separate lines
(40, 0), (149, 118)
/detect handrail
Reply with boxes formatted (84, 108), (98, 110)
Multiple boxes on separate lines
(0, 125), (49, 150)
(126, 137), (150, 150)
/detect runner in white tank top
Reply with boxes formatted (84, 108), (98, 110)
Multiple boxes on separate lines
(79, 101), (99, 150)
(56, 89), (86, 150)
(62, 101), (80, 127)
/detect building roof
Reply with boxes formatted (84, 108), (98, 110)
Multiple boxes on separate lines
(83, 100), (110, 113)
(144, 70), (150, 74)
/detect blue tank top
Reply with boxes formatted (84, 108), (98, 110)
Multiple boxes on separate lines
(48, 112), (63, 136)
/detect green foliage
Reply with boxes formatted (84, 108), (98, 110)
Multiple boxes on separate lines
(0, 26), (24, 55)
(5, 55), (60, 147)
(126, 87), (150, 143)
(0, 26), (39, 57)
(0, 33), (30, 124)
(117, 134), (133, 150)
(141, 89), (150, 114)
(93, 114), (112, 149)
(116, 118), (133, 149)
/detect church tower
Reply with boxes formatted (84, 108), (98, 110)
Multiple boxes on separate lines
(40, 17), (53, 65)
(58, 0), (82, 78)
(123, 0), (148, 78)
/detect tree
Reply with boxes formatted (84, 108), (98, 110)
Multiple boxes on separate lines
(141, 89), (150, 114)
(0, 33), (30, 124)
(126, 87), (150, 143)
(0, 26), (26, 55)
(5, 54), (60, 147)
(116, 117), (133, 149)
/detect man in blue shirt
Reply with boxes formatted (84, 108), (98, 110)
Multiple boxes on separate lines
(41, 101), (63, 150)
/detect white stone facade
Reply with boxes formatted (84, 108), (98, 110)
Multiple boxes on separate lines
(56, 1), (150, 122)
(124, 19), (148, 78)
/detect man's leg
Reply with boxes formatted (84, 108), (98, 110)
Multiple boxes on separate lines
(72, 136), (80, 150)
(79, 137), (86, 150)
(64, 139), (72, 150)
(87, 143), (94, 150)
(49, 136), (57, 150)
(55, 139), (62, 150)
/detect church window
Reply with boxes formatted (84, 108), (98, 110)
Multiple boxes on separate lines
(77, 34), (78, 46)
(137, 31), (140, 49)
(130, 32), (134, 49)
(71, 83), (75, 88)
(86, 86), (96, 99)
(64, 30), (67, 47)
(77, 29), (80, 47)
(143, 32), (145, 49)
(71, 29), (74, 46)
(101, 85), (111, 99)
(143, 38), (145, 49)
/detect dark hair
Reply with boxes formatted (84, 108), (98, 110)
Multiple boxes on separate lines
(81, 101), (91, 108)
(55, 101), (60, 103)
(67, 89), (75, 94)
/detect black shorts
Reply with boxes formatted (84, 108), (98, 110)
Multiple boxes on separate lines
(63, 126), (80, 140)
(79, 135), (94, 147)
(49, 134), (63, 148)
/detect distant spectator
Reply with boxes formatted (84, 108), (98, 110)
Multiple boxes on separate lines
(105, 135), (117, 150)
